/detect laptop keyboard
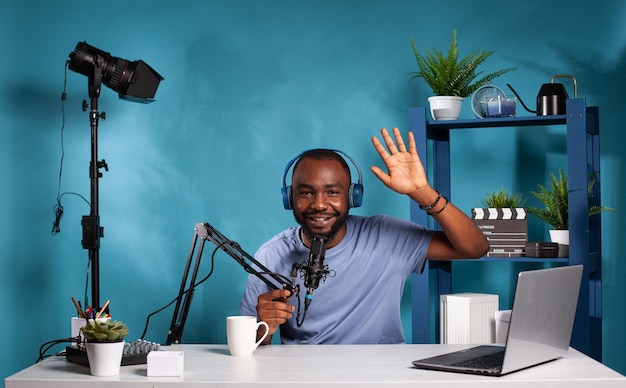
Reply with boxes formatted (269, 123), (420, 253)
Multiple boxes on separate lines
(451, 351), (504, 370)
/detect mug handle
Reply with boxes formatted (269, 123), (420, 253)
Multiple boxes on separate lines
(254, 321), (269, 348)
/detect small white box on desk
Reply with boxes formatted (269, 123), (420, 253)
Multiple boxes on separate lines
(495, 309), (512, 343)
(440, 293), (499, 344)
(147, 351), (184, 376)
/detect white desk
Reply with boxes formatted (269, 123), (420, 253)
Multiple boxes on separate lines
(6, 344), (626, 387)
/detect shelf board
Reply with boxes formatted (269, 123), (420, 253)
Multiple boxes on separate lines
(465, 257), (570, 263)
(426, 114), (567, 130)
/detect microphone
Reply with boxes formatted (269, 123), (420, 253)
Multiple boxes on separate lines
(303, 235), (329, 306)
(290, 234), (332, 327)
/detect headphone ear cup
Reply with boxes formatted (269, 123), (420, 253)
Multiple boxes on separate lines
(349, 183), (364, 208)
(281, 185), (293, 210)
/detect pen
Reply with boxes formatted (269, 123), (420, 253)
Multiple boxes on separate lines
(78, 301), (87, 319)
(71, 297), (86, 319)
(95, 300), (110, 319)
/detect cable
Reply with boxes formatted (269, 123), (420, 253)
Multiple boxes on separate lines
(51, 62), (69, 235)
(139, 236), (296, 341)
(294, 292), (306, 327)
(51, 61), (90, 235)
(138, 244), (219, 340)
(84, 257), (91, 310)
(36, 336), (80, 363)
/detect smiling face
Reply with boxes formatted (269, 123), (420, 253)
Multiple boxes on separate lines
(291, 155), (351, 248)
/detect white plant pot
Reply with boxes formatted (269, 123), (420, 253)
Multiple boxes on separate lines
(428, 96), (464, 120)
(85, 341), (125, 376)
(549, 229), (569, 258)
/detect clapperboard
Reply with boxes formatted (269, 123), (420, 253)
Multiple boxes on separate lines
(471, 208), (528, 258)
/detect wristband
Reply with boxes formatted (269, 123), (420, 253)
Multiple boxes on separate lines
(428, 196), (449, 216)
(419, 190), (442, 211)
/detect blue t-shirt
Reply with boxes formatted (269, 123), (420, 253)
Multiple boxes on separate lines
(239, 214), (434, 344)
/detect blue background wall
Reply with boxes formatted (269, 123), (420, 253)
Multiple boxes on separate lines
(2, 0), (624, 383)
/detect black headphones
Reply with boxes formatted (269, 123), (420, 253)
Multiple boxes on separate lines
(280, 149), (364, 210)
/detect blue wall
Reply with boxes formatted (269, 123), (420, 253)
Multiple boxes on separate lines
(2, 0), (625, 383)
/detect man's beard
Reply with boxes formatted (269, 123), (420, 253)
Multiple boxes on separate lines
(295, 210), (348, 242)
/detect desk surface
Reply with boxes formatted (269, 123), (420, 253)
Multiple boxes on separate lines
(6, 344), (626, 387)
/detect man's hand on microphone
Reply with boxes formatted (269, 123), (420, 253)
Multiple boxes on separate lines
(256, 289), (294, 344)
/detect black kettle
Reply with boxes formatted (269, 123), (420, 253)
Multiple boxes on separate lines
(507, 74), (577, 116)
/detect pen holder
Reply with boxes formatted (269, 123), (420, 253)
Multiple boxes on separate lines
(71, 317), (86, 339)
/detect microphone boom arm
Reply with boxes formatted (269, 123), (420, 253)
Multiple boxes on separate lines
(166, 222), (297, 345)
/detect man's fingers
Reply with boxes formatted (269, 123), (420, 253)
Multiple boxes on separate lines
(391, 127), (407, 152)
(257, 289), (295, 325)
(380, 127), (399, 154)
(259, 289), (292, 302)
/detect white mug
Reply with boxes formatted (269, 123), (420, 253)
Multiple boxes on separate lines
(226, 316), (269, 356)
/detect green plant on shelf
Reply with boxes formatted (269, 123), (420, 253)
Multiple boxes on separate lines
(479, 187), (525, 208)
(527, 169), (616, 230)
(409, 29), (516, 97)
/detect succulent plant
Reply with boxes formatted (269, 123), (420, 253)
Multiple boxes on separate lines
(80, 319), (129, 342)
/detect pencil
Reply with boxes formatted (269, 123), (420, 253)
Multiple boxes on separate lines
(95, 300), (110, 319)
(71, 297), (86, 319)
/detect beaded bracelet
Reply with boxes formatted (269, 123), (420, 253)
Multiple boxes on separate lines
(428, 196), (449, 216)
(419, 190), (442, 211)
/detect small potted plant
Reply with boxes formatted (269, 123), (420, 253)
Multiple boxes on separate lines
(409, 30), (516, 120)
(479, 187), (525, 209)
(472, 187), (527, 258)
(527, 169), (616, 256)
(81, 319), (129, 376)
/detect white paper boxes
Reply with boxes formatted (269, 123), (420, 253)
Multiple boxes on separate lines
(440, 293), (499, 344)
(147, 351), (184, 377)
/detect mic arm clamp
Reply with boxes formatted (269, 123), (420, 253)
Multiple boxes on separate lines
(166, 222), (297, 345)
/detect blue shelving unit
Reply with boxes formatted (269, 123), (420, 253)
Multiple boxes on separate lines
(409, 99), (602, 361)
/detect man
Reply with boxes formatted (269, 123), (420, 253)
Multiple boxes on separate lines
(239, 127), (489, 344)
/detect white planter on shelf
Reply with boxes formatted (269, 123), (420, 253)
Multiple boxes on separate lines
(549, 229), (569, 258)
(428, 96), (464, 120)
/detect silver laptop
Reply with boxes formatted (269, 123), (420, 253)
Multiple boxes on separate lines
(412, 265), (583, 376)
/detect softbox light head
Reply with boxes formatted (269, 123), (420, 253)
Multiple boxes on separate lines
(68, 41), (164, 103)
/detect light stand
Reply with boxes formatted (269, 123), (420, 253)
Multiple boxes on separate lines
(166, 222), (299, 345)
(67, 41), (163, 313)
(80, 62), (108, 312)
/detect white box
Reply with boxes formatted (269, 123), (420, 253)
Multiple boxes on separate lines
(147, 351), (184, 377)
(495, 310), (512, 343)
(440, 293), (499, 344)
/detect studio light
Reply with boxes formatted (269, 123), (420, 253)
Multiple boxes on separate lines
(64, 41), (164, 312)
(68, 41), (163, 103)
